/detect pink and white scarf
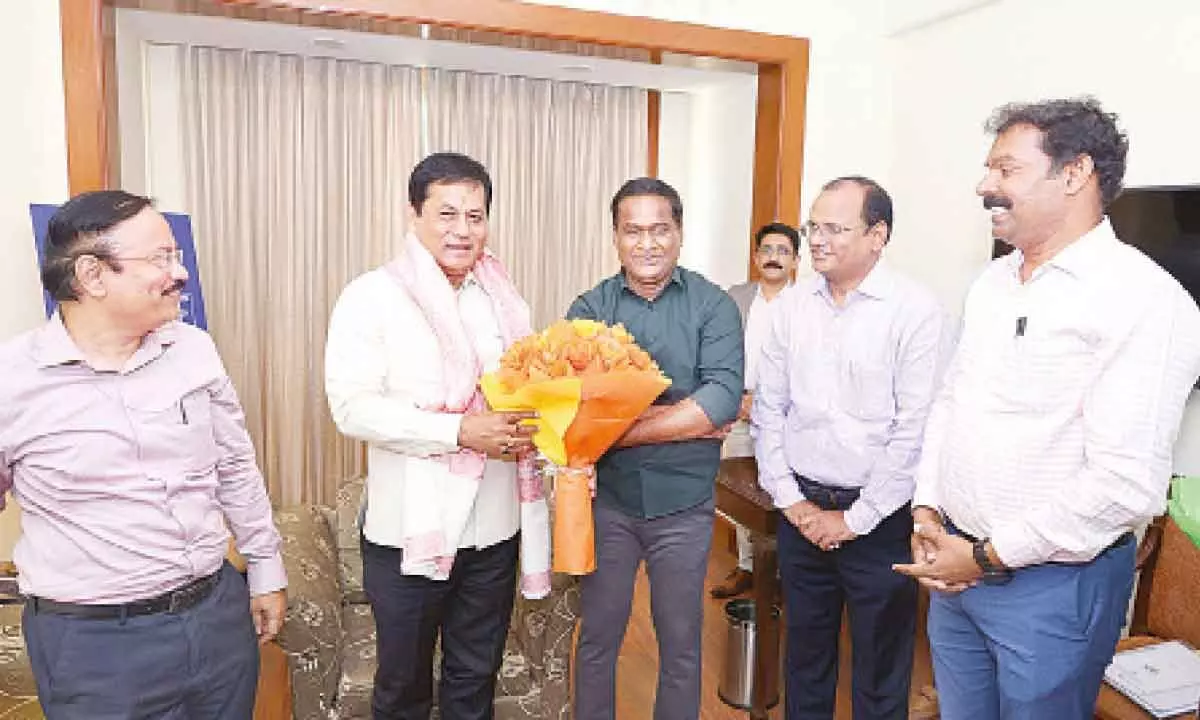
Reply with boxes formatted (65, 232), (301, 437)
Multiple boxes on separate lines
(386, 233), (551, 599)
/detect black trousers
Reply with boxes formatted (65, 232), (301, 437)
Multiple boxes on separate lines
(361, 533), (519, 720)
(778, 489), (917, 720)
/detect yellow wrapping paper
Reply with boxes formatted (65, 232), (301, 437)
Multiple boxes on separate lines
(481, 368), (669, 575)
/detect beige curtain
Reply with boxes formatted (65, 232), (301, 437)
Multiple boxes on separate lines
(427, 70), (647, 327)
(171, 44), (645, 505)
(179, 46), (422, 506)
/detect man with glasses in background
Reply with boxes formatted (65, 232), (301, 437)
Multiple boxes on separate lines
(0, 190), (286, 718)
(712, 222), (800, 600)
(753, 177), (945, 719)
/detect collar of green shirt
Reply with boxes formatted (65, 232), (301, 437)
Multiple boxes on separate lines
(618, 266), (684, 299)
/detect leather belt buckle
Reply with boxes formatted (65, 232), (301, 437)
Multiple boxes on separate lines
(167, 588), (189, 614)
(167, 573), (215, 614)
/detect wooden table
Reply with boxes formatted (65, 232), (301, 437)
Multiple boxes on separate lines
(715, 457), (781, 719)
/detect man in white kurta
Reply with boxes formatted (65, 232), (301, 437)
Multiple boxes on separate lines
(326, 152), (540, 719)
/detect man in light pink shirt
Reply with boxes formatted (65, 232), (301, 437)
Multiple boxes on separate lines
(754, 177), (945, 719)
(0, 190), (286, 719)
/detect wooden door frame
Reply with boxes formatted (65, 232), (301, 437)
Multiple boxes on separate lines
(60, 0), (809, 273)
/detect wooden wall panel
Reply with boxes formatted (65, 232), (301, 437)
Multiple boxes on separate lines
(779, 49), (809, 227)
(220, 0), (808, 62)
(748, 64), (783, 281)
(646, 50), (662, 177)
(112, 0), (426, 35)
(61, 0), (110, 194)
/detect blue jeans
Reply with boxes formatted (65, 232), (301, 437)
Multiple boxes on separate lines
(23, 562), (259, 720)
(927, 535), (1135, 720)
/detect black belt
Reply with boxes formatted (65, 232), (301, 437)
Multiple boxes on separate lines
(794, 474), (860, 511)
(26, 568), (222, 620)
(944, 517), (1135, 565)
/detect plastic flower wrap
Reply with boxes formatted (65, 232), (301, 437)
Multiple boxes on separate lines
(1169, 475), (1200, 550)
(481, 319), (670, 574)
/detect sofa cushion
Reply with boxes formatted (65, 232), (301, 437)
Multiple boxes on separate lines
(337, 603), (376, 720)
(495, 692), (554, 720)
(0, 604), (41, 719)
(274, 506), (342, 720)
(326, 477), (367, 605)
(496, 572), (580, 719)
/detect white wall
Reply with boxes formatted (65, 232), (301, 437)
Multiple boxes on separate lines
(528, 0), (895, 233)
(0, 1), (69, 558)
(0, 3), (67, 337)
(657, 75), (758, 289)
(888, 0), (1200, 471)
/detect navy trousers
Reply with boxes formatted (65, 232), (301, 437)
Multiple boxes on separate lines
(23, 562), (259, 720)
(361, 533), (519, 720)
(778, 503), (917, 720)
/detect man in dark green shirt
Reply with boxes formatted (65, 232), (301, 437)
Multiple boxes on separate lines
(569, 177), (744, 720)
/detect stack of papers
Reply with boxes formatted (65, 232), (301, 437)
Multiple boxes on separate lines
(1105, 640), (1200, 718)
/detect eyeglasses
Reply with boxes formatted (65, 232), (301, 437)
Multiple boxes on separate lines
(799, 221), (865, 242)
(756, 245), (794, 258)
(111, 249), (185, 270)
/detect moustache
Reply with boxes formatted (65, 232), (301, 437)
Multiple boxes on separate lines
(164, 281), (186, 296)
(983, 195), (1013, 211)
(763, 262), (783, 270)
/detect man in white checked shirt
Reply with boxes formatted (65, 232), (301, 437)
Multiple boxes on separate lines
(895, 98), (1200, 719)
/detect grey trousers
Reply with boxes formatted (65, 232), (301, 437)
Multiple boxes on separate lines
(574, 498), (714, 720)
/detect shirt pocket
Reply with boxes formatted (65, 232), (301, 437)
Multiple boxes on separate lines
(996, 332), (1096, 413)
(129, 388), (220, 476)
(179, 389), (219, 473)
(839, 357), (895, 421)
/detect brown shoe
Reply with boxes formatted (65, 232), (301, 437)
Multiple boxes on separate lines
(710, 568), (753, 599)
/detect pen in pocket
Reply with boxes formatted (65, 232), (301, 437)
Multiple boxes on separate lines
(180, 400), (189, 425)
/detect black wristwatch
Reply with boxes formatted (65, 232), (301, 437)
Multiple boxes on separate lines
(972, 537), (1012, 585)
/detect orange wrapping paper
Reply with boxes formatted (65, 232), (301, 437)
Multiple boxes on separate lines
(482, 336), (669, 575)
(551, 371), (670, 574)
(553, 468), (595, 574)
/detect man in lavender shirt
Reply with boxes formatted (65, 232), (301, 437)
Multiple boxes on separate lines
(0, 191), (286, 719)
(752, 177), (945, 719)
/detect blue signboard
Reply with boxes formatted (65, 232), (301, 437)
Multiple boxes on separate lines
(29, 204), (208, 330)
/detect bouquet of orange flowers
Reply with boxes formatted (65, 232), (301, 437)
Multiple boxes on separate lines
(481, 319), (670, 574)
